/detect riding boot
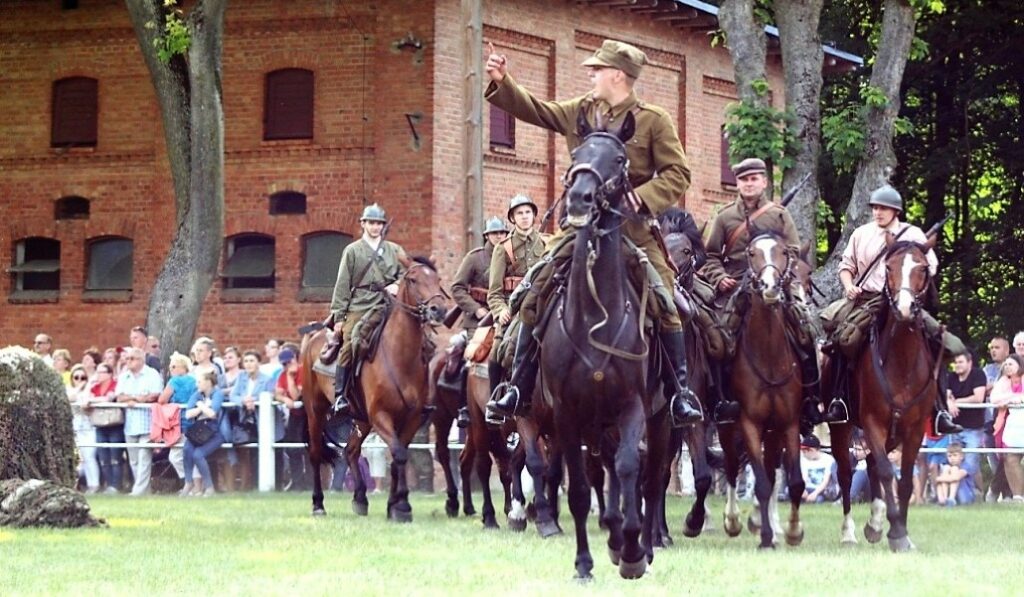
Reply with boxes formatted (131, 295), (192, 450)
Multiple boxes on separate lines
(934, 377), (963, 435)
(456, 366), (470, 429)
(332, 365), (351, 416)
(798, 350), (830, 428)
(484, 360), (507, 426)
(487, 322), (538, 418)
(660, 330), (704, 428)
(708, 360), (740, 424)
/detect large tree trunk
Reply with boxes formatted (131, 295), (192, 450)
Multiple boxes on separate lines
(775, 0), (824, 261)
(125, 0), (226, 369)
(812, 0), (915, 302)
(718, 0), (769, 108)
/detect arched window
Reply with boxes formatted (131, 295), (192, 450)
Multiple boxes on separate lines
(269, 190), (307, 215)
(721, 125), (737, 187)
(264, 68), (314, 140)
(222, 233), (275, 289)
(85, 236), (133, 291)
(489, 105), (515, 149)
(10, 237), (60, 294)
(52, 77), (98, 147)
(54, 196), (90, 220)
(301, 231), (352, 291)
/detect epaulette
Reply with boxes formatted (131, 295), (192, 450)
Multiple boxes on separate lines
(499, 236), (514, 245)
(539, 233), (552, 243)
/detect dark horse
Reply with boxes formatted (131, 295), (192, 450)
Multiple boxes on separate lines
(828, 234), (939, 552)
(719, 230), (806, 549)
(300, 258), (448, 519)
(427, 348), (476, 519)
(541, 111), (669, 580)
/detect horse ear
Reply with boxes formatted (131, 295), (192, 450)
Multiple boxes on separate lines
(616, 111), (636, 144)
(576, 110), (593, 139)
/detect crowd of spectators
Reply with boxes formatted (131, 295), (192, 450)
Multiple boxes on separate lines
(43, 327), (372, 497)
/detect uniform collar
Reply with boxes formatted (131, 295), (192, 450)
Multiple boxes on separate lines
(593, 91), (640, 128)
(361, 234), (382, 251)
(737, 195), (769, 214)
(512, 227), (536, 241)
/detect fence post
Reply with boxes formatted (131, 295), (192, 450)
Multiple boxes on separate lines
(258, 391), (275, 492)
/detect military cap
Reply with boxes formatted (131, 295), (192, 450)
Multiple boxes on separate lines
(731, 158), (767, 178)
(581, 40), (648, 79)
(359, 203), (387, 222)
(868, 185), (903, 212)
(507, 194), (538, 221)
(483, 216), (509, 235)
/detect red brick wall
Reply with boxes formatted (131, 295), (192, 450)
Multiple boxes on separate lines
(1, 0), (784, 357)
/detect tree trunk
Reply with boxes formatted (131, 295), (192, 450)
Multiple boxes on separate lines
(812, 0), (916, 302)
(718, 0), (769, 108)
(775, 0), (824, 261)
(125, 0), (226, 369)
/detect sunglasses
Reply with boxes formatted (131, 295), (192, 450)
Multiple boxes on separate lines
(73, 375), (88, 381)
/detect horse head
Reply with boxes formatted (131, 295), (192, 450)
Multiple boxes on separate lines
(883, 233), (936, 322)
(563, 110), (635, 229)
(660, 207), (707, 286)
(746, 228), (793, 306)
(399, 256), (449, 325)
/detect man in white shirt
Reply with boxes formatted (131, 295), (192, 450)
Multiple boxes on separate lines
(116, 347), (164, 496)
(33, 333), (54, 366)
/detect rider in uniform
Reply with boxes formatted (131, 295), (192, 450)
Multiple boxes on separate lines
(700, 158), (832, 427)
(449, 216), (509, 428)
(820, 185), (963, 434)
(483, 39), (702, 427)
(329, 203), (408, 416)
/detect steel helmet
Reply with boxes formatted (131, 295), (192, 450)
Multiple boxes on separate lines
(360, 203), (387, 222)
(868, 185), (903, 213)
(506, 194), (538, 222)
(483, 216), (509, 235)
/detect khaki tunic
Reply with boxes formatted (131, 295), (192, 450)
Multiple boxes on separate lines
(701, 196), (801, 292)
(450, 245), (493, 333)
(487, 229), (545, 360)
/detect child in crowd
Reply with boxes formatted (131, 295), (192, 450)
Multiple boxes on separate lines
(935, 443), (969, 506)
(800, 434), (837, 503)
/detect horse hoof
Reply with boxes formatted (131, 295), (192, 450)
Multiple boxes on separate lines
(840, 538), (858, 548)
(482, 517), (500, 530)
(619, 557), (647, 580)
(526, 502), (537, 521)
(747, 515), (761, 534)
(463, 506), (476, 517)
(573, 572), (594, 584)
(723, 516), (742, 538)
(445, 500), (459, 519)
(656, 533), (674, 548)
(864, 523), (883, 544)
(537, 520), (562, 538)
(608, 547), (621, 565)
(389, 508), (413, 524)
(352, 501), (369, 517)
(508, 517), (527, 532)
(312, 508), (326, 517)
(758, 543), (776, 551)
(785, 529), (805, 547)
(683, 513), (704, 538)
(888, 535), (915, 553)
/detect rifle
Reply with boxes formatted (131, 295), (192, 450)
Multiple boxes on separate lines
(925, 212), (952, 239)
(780, 172), (812, 208)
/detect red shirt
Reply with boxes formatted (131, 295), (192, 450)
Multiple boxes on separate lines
(277, 367), (302, 399)
(90, 379), (117, 398)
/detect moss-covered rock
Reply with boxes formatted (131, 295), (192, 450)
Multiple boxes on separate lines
(0, 346), (77, 486)
(0, 478), (104, 528)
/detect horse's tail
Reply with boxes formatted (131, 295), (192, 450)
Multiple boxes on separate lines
(298, 326), (339, 465)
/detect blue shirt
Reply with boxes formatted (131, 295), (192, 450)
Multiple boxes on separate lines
(166, 375), (198, 429)
(186, 388), (225, 421)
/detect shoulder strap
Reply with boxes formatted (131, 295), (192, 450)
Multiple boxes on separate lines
(350, 243), (384, 292)
(723, 201), (776, 257)
(503, 238), (517, 268)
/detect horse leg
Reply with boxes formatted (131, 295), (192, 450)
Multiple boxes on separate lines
(434, 413), (459, 519)
(683, 425), (713, 538)
(829, 423), (857, 546)
(374, 418), (411, 523)
(495, 437), (514, 517)
(753, 434), (784, 544)
(548, 449), (564, 532)
(524, 432), (558, 537)
(602, 446), (624, 565)
(889, 427), (924, 553)
(863, 423), (896, 544)
(863, 453), (886, 544)
(615, 403), (647, 578)
(719, 423), (743, 537)
(586, 450), (607, 530)
(561, 431), (594, 582)
(782, 426), (805, 547)
(507, 442), (528, 531)
(346, 428), (369, 516)
(740, 419), (775, 549)
(459, 432), (476, 516)
(641, 409), (670, 565)
(306, 407), (326, 516)
(475, 427), (501, 529)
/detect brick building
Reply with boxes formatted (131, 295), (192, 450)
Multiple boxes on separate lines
(0, 0), (857, 355)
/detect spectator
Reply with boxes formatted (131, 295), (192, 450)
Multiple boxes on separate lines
(276, 346), (311, 491)
(983, 337), (1011, 501)
(33, 333), (54, 365)
(260, 338), (284, 384)
(146, 335), (162, 362)
(918, 416), (950, 503)
(130, 325), (161, 371)
(68, 364), (100, 494)
(81, 348), (102, 382)
(991, 354), (1024, 502)
(230, 350), (272, 490)
(103, 347), (121, 377)
(52, 348), (73, 385)
(946, 351), (987, 504)
(849, 435), (871, 503)
(221, 346), (242, 395)
(115, 347), (163, 496)
(191, 337), (221, 379)
(1014, 331), (1024, 357)
(800, 434), (837, 503)
(90, 362), (123, 494)
(181, 370), (225, 497)
(935, 443), (970, 506)
(157, 352), (197, 484)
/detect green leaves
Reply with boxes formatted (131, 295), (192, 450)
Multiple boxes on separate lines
(148, 0), (191, 64)
(724, 84), (798, 173)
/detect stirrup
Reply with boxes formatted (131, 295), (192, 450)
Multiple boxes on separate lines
(823, 398), (849, 424)
(332, 396), (350, 416)
(934, 411), (963, 435)
(670, 390), (704, 428)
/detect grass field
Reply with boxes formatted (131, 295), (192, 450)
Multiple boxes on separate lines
(1, 491), (1020, 596)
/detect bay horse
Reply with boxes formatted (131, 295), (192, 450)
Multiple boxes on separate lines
(541, 111), (669, 580)
(828, 234), (940, 552)
(300, 257), (448, 519)
(427, 349), (476, 519)
(720, 229), (806, 550)
(508, 374), (563, 538)
(463, 361), (514, 528)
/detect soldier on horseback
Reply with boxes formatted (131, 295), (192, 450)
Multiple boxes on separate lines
(329, 203), (408, 416)
(482, 39), (703, 427)
(820, 185), (963, 434)
(448, 215), (509, 428)
(700, 158), (830, 428)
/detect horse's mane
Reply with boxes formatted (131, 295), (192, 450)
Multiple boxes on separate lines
(659, 207), (707, 269)
(410, 255), (437, 271)
(885, 239), (928, 258)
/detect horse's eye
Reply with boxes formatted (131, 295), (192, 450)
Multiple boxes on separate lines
(616, 156), (625, 164)
(683, 248), (692, 256)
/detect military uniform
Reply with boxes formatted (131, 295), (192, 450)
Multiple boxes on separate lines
(450, 246), (493, 333)
(487, 229), (545, 362)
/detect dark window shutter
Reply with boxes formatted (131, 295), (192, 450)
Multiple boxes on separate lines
(222, 234), (276, 289)
(302, 232), (352, 288)
(52, 77), (98, 147)
(264, 69), (314, 140)
(86, 237), (133, 291)
(54, 196), (90, 220)
(14, 237), (61, 292)
(490, 105), (515, 148)
(721, 127), (736, 186)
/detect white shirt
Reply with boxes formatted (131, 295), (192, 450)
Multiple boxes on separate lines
(839, 220), (938, 293)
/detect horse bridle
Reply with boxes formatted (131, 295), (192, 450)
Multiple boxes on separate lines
(563, 133), (635, 224)
(391, 263), (448, 325)
(882, 252), (931, 320)
(745, 234), (795, 296)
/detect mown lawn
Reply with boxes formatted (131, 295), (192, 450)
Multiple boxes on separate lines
(1, 491), (1020, 596)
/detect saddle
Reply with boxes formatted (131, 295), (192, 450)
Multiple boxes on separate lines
(318, 313), (339, 365)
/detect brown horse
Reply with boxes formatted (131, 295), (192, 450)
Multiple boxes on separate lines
(464, 361), (514, 528)
(427, 348), (477, 519)
(828, 235), (939, 552)
(720, 230), (806, 550)
(508, 374), (563, 538)
(300, 257), (448, 519)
